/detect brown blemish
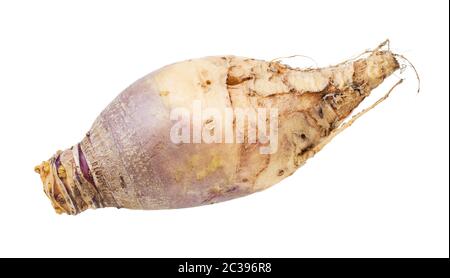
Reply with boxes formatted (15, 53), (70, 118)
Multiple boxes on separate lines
(119, 176), (126, 189)
(225, 186), (238, 193)
(202, 186), (222, 204)
(277, 169), (284, 176)
(293, 132), (308, 143)
(293, 132), (308, 140)
(226, 75), (240, 86)
(201, 79), (212, 90)
(297, 144), (314, 157)
(247, 90), (256, 97)
(318, 106), (324, 118)
(226, 75), (253, 86)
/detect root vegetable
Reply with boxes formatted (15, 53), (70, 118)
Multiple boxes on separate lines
(35, 41), (402, 215)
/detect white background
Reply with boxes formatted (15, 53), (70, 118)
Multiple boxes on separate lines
(0, 0), (448, 258)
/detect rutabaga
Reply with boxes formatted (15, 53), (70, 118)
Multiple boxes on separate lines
(35, 41), (405, 215)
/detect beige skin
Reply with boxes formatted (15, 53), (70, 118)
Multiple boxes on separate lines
(35, 44), (399, 215)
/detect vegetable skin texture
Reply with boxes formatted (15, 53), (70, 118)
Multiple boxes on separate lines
(35, 44), (400, 215)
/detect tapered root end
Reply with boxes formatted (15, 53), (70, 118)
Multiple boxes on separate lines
(363, 50), (400, 89)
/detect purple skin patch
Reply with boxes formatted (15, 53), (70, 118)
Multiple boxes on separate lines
(78, 145), (96, 186)
(55, 155), (61, 172)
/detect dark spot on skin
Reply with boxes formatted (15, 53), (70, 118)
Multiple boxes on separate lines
(318, 107), (324, 119)
(294, 132), (307, 140)
(226, 75), (240, 86)
(242, 178), (248, 182)
(206, 80), (211, 85)
(225, 186), (238, 193)
(226, 75), (252, 86)
(119, 176), (126, 189)
(297, 144), (314, 156)
(277, 169), (284, 176)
